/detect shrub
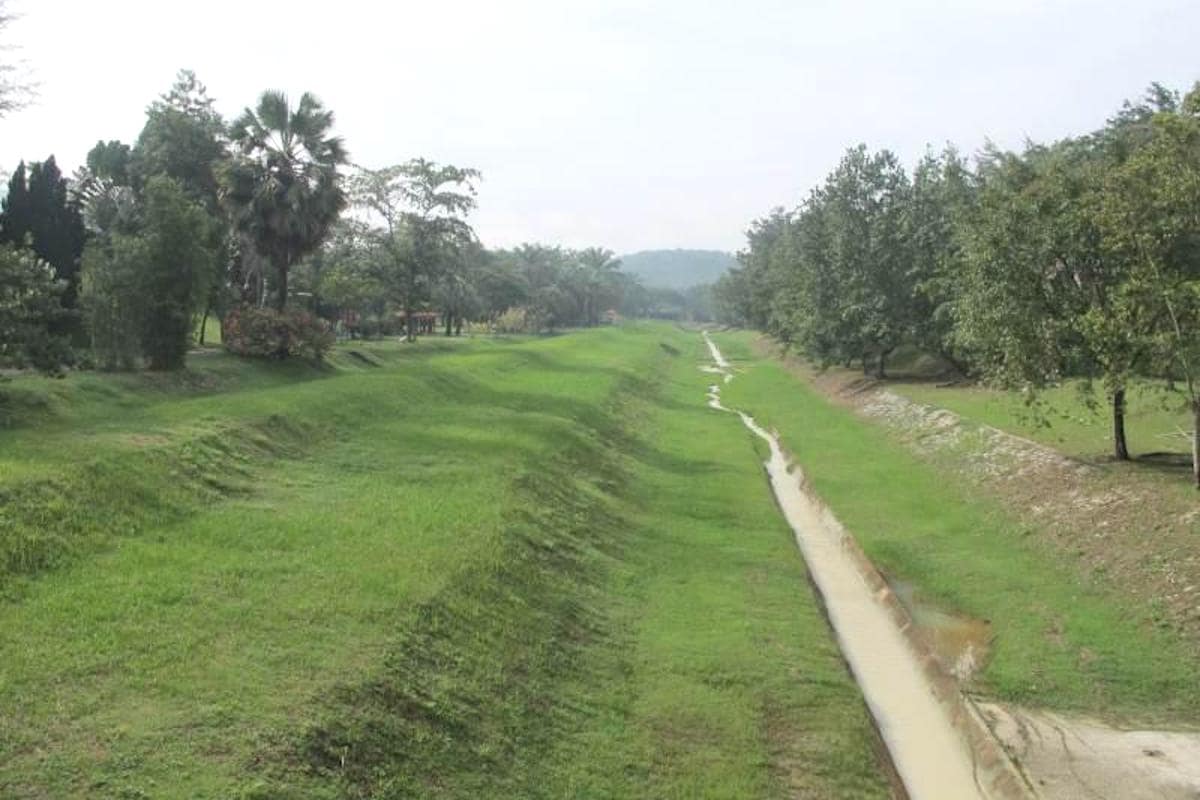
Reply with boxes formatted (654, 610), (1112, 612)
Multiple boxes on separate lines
(0, 245), (74, 373)
(493, 307), (530, 334)
(222, 307), (335, 361)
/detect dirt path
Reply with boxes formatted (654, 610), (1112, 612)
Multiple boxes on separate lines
(702, 333), (1012, 800)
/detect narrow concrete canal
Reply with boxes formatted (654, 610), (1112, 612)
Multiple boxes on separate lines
(702, 332), (991, 800)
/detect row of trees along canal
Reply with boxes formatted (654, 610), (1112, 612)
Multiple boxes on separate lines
(0, 68), (665, 376)
(714, 81), (1200, 487)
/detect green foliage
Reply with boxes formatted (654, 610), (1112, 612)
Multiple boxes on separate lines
(80, 235), (143, 370)
(222, 306), (334, 361)
(0, 245), (72, 372)
(136, 177), (218, 369)
(482, 243), (629, 331)
(0, 157), (86, 325)
(133, 70), (226, 210)
(80, 177), (215, 371)
(718, 147), (919, 376)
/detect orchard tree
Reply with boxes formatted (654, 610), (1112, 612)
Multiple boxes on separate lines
(1101, 104), (1200, 485)
(955, 138), (1152, 461)
(905, 147), (975, 373)
(224, 91), (347, 311)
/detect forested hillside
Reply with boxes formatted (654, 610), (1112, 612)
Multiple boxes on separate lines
(620, 248), (735, 289)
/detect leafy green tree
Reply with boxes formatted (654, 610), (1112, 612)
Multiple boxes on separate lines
(820, 146), (914, 377)
(351, 160), (479, 341)
(136, 177), (217, 369)
(433, 239), (485, 335)
(1101, 105), (1200, 485)
(953, 146), (1076, 400)
(133, 71), (226, 208)
(224, 91), (347, 312)
(134, 71), (231, 343)
(955, 137), (1153, 460)
(905, 147), (976, 373)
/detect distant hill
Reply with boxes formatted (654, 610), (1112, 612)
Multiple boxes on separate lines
(619, 249), (736, 290)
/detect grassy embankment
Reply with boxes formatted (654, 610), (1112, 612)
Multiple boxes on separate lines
(824, 343), (1193, 466)
(0, 325), (887, 799)
(896, 377), (1191, 464)
(713, 331), (1200, 724)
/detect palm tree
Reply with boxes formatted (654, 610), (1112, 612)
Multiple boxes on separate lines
(577, 247), (623, 325)
(224, 91), (347, 311)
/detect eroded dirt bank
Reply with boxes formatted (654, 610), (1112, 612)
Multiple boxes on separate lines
(702, 333), (1014, 800)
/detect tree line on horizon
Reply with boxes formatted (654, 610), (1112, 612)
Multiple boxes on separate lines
(0, 68), (665, 375)
(714, 81), (1200, 485)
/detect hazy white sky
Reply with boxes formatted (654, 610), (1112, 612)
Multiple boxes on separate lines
(2, 0), (1198, 253)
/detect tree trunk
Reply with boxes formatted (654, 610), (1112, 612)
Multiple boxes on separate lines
(876, 351), (887, 379)
(275, 266), (288, 312)
(1112, 388), (1130, 461)
(1192, 399), (1200, 489)
(198, 305), (210, 346)
(274, 259), (290, 357)
(445, 312), (452, 337)
(455, 317), (463, 336)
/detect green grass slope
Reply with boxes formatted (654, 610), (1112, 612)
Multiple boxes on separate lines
(0, 326), (887, 799)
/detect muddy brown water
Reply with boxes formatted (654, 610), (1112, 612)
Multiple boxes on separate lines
(888, 578), (993, 682)
(702, 333), (989, 800)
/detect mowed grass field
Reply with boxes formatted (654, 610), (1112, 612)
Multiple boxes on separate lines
(713, 331), (1200, 723)
(0, 325), (888, 799)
